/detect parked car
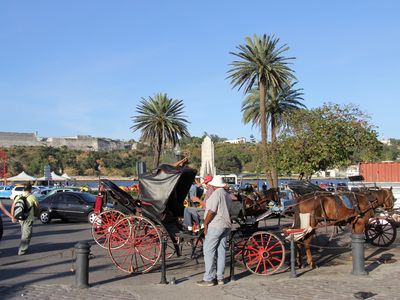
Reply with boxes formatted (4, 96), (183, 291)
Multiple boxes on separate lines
(276, 190), (296, 214)
(39, 191), (97, 224)
(0, 185), (14, 199)
(10, 185), (40, 200)
(33, 187), (53, 201)
(46, 187), (81, 197)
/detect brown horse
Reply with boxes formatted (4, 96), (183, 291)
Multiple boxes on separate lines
(295, 188), (395, 268)
(364, 187), (395, 210)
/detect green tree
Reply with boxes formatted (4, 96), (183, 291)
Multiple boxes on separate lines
(279, 103), (381, 177)
(131, 93), (190, 168)
(228, 34), (295, 145)
(227, 34), (296, 187)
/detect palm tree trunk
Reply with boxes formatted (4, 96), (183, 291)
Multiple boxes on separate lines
(260, 80), (274, 187)
(154, 136), (163, 168)
(259, 80), (267, 145)
(270, 114), (278, 188)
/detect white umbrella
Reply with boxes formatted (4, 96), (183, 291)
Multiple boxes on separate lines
(8, 171), (37, 182)
(37, 171), (67, 181)
(61, 173), (72, 180)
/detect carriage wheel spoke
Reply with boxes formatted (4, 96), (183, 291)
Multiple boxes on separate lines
(266, 241), (281, 251)
(254, 258), (262, 273)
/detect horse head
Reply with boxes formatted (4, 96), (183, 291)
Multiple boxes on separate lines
(370, 188), (395, 210)
(381, 187), (395, 209)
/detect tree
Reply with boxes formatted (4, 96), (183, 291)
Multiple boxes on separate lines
(228, 34), (296, 188)
(279, 103), (381, 177)
(227, 34), (295, 145)
(131, 93), (190, 168)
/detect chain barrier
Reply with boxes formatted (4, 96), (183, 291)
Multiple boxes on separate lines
(0, 246), (97, 273)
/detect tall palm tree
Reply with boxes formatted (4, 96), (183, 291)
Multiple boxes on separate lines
(227, 34), (296, 145)
(131, 93), (190, 168)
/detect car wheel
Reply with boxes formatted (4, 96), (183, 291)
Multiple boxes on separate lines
(87, 211), (97, 224)
(40, 211), (51, 224)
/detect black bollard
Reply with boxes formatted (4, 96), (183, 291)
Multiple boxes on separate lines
(351, 233), (368, 276)
(75, 242), (91, 288)
(229, 234), (235, 282)
(290, 234), (297, 278)
(159, 235), (168, 284)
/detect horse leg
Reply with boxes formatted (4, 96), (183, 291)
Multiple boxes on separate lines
(303, 233), (315, 269)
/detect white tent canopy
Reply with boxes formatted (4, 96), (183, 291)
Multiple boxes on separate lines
(61, 173), (73, 180)
(8, 171), (37, 182)
(37, 171), (67, 181)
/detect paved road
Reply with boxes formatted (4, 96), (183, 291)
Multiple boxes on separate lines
(1, 200), (400, 300)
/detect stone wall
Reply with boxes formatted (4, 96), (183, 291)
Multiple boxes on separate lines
(0, 132), (42, 147)
(0, 132), (130, 151)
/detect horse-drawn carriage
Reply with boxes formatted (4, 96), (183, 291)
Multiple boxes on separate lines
(91, 166), (397, 276)
(287, 180), (397, 268)
(91, 164), (293, 276)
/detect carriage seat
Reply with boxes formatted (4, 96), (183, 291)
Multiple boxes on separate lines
(284, 213), (313, 241)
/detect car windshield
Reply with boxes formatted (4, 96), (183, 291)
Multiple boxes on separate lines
(81, 193), (96, 203)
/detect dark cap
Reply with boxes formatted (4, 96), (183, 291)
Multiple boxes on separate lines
(24, 183), (32, 192)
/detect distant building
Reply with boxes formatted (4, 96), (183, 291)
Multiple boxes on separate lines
(223, 137), (246, 144)
(0, 131), (131, 151)
(0, 132), (42, 147)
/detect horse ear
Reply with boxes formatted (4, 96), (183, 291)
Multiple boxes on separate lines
(390, 186), (393, 191)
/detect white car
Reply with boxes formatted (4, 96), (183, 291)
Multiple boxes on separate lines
(10, 185), (40, 200)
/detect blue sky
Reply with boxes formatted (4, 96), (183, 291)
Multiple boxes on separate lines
(1, 1), (399, 141)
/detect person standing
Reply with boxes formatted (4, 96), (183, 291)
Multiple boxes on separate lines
(197, 175), (232, 286)
(11, 183), (39, 255)
(0, 198), (15, 241)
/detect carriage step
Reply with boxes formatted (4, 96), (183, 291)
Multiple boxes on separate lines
(177, 231), (201, 240)
(283, 228), (307, 234)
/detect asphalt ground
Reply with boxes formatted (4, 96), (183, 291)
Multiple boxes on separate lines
(1, 199), (400, 300)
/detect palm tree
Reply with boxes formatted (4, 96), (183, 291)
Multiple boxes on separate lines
(131, 93), (190, 168)
(227, 34), (296, 145)
(242, 82), (305, 140)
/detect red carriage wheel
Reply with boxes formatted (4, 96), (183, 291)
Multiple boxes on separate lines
(108, 215), (162, 274)
(91, 210), (126, 249)
(242, 231), (285, 275)
(230, 230), (248, 264)
(365, 217), (397, 247)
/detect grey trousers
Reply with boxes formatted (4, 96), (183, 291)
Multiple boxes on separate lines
(19, 219), (33, 255)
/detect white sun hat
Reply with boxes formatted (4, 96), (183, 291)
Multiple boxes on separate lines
(208, 175), (226, 188)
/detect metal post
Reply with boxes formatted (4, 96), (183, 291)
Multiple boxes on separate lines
(351, 233), (368, 276)
(290, 234), (297, 278)
(159, 235), (168, 284)
(229, 234), (235, 282)
(75, 242), (91, 288)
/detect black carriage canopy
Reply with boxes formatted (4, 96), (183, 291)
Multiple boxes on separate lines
(287, 180), (325, 196)
(139, 163), (197, 217)
(100, 179), (138, 213)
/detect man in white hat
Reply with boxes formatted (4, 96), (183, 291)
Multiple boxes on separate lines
(196, 175), (232, 287)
